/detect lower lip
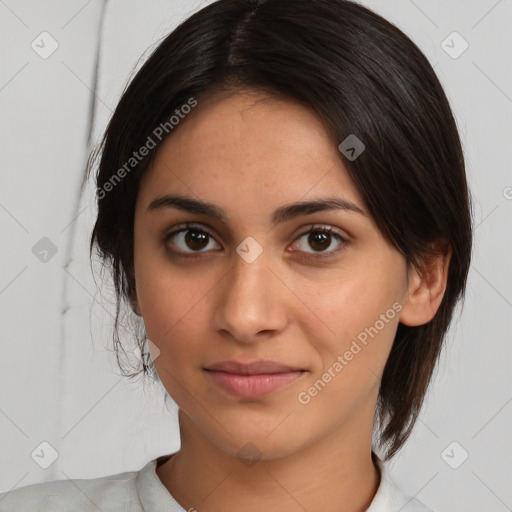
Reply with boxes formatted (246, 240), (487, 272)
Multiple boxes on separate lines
(206, 370), (305, 399)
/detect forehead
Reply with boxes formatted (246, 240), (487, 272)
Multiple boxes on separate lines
(137, 92), (364, 216)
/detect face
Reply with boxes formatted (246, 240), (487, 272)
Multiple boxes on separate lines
(132, 90), (413, 461)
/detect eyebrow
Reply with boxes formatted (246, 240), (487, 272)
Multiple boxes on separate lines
(146, 194), (367, 224)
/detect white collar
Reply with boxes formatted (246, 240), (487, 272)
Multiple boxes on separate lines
(136, 452), (432, 511)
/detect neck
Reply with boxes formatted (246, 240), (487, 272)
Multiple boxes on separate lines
(156, 412), (381, 512)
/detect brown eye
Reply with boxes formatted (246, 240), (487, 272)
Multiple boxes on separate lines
(292, 225), (347, 258)
(184, 230), (209, 251)
(164, 224), (221, 254)
(307, 231), (332, 252)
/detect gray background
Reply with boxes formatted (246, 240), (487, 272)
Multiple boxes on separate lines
(0, 1), (511, 510)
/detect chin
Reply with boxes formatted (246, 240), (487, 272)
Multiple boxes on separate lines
(207, 423), (307, 461)
(223, 439), (301, 464)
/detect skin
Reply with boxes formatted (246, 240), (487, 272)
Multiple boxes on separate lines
(131, 90), (451, 512)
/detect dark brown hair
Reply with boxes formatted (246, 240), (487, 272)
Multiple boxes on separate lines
(87, 0), (473, 460)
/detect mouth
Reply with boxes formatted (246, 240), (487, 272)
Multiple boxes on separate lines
(204, 360), (307, 399)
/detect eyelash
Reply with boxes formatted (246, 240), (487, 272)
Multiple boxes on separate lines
(163, 222), (348, 262)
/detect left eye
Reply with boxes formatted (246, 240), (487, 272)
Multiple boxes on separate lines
(292, 226), (346, 255)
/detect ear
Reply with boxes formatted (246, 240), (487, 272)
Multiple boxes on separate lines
(129, 288), (142, 317)
(399, 240), (452, 327)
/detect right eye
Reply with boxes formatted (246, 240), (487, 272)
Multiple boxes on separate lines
(164, 223), (222, 256)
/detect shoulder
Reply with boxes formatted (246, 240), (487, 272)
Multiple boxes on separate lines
(369, 454), (435, 512)
(386, 477), (435, 512)
(0, 463), (147, 512)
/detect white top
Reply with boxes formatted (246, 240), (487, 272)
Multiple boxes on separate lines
(0, 453), (433, 511)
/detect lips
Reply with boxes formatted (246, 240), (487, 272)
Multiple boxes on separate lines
(205, 359), (303, 374)
(204, 360), (306, 399)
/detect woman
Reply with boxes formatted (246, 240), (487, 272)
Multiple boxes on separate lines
(0, 0), (472, 510)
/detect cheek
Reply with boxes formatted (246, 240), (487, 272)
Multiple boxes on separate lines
(294, 282), (400, 422)
(134, 231), (213, 341)
(137, 265), (219, 377)
(300, 265), (400, 335)
(296, 261), (403, 376)
(142, 283), (207, 348)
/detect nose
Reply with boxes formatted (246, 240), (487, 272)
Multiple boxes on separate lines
(212, 247), (289, 344)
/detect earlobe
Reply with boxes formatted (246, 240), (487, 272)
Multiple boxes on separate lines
(399, 241), (452, 327)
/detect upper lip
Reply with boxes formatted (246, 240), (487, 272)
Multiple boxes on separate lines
(205, 360), (304, 374)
